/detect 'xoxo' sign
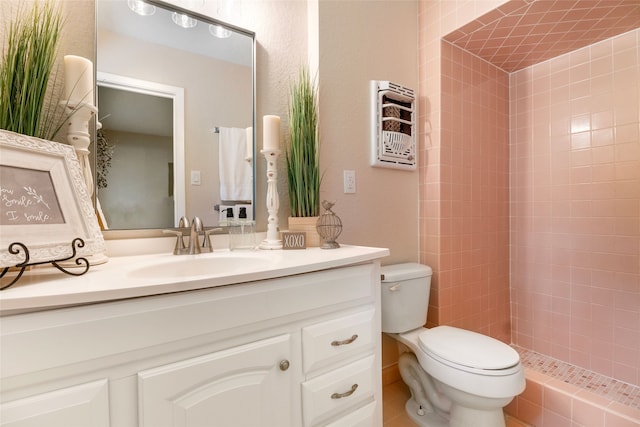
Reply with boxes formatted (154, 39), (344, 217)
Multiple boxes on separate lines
(282, 232), (306, 250)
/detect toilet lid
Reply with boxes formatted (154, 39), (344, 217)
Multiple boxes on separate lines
(418, 326), (520, 370)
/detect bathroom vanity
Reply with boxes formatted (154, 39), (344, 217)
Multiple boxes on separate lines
(0, 245), (388, 427)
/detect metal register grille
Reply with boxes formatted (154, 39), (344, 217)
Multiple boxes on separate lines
(371, 81), (416, 170)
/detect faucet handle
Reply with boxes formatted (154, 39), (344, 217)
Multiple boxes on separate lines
(177, 217), (190, 248)
(202, 227), (223, 252)
(163, 229), (187, 255)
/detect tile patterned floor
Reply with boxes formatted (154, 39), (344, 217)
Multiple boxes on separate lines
(514, 346), (640, 409)
(382, 380), (530, 427)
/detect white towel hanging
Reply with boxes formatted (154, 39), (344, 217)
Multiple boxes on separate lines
(218, 127), (252, 200)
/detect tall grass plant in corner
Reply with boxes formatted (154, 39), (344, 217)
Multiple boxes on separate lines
(286, 67), (320, 218)
(0, 0), (66, 139)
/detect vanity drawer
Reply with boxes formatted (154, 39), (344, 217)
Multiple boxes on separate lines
(325, 401), (377, 427)
(301, 355), (375, 426)
(302, 308), (375, 373)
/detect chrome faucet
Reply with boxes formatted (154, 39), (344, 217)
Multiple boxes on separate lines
(163, 217), (221, 255)
(189, 217), (204, 254)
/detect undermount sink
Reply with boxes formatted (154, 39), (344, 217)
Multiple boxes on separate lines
(128, 252), (273, 279)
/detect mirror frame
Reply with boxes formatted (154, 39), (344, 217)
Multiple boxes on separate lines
(96, 0), (256, 240)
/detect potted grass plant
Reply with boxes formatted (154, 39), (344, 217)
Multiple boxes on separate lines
(286, 67), (321, 246)
(0, 0), (68, 140)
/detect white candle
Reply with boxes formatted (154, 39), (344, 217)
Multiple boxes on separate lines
(63, 55), (94, 105)
(245, 126), (253, 159)
(263, 115), (280, 150)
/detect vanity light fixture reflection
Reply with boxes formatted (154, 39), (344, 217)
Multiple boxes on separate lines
(172, 12), (198, 28)
(127, 0), (155, 16)
(209, 24), (231, 38)
(171, 0), (204, 29)
(210, 0), (235, 38)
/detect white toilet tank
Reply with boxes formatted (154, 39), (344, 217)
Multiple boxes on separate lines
(380, 263), (432, 333)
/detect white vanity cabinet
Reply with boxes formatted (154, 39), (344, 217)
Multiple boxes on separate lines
(0, 260), (383, 427)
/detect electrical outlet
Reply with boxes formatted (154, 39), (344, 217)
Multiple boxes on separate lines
(344, 170), (356, 194)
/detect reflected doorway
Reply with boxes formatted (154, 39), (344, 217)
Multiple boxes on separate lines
(96, 73), (185, 229)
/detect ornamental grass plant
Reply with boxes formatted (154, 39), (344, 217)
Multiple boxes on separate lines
(0, 1), (67, 140)
(286, 67), (320, 218)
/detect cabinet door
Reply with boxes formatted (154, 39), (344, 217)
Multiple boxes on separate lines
(0, 379), (109, 427)
(138, 334), (294, 427)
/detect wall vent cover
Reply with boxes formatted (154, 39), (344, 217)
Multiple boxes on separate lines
(371, 80), (416, 170)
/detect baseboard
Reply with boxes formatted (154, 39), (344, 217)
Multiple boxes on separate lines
(382, 363), (401, 386)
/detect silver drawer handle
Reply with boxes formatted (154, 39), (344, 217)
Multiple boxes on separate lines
(331, 383), (358, 399)
(331, 334), (358, 346)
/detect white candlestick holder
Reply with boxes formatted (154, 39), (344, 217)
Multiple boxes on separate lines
(60, 101), (98, 196)
(259, 148), (283, 249)
(59, 101), (109, 265)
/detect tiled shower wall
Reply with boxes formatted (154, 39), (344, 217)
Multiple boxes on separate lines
(436, 41), (511, 343)
(510, 28), (640, 387)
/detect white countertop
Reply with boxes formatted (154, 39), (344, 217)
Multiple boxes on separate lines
(0, 245), (389, 315)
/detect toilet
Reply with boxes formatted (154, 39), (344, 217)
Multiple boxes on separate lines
(380, 263), (525, 427)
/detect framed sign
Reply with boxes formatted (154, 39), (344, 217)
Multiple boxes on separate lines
(0, 130), (105, 267)
(282, 231), (306, 250)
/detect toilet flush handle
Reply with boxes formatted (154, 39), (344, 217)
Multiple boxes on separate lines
(388, 282), (402, 292)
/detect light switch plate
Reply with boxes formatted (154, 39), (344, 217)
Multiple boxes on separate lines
(191, 170), (201, 185)
(344, 170), (356, 193)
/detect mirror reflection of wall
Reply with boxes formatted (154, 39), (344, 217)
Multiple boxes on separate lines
(97, 0), (254, 231)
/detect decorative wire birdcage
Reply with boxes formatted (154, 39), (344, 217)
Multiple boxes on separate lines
(316, 200), (342, 249)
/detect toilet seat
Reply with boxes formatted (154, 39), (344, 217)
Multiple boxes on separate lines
(417, 326), (520, 376)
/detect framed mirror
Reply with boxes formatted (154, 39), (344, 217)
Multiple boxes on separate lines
(96, 0), (255, 237)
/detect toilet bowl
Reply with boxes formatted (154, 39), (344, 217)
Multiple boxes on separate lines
(381, 264), (525, 427)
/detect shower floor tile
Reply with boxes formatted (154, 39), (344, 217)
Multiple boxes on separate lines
(514, 346), (640, 409)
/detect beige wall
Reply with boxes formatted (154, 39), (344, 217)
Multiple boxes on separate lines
(316, 0), (419, 263)
(241, 0), (420, 263)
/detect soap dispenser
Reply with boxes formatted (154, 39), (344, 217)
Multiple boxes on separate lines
(229, 207), (256, 250)
(220, 207), (234, 227)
